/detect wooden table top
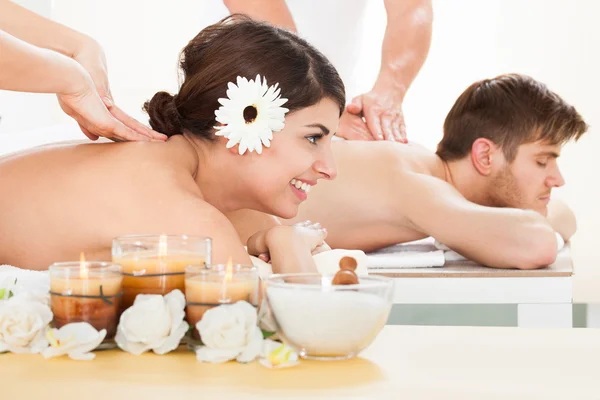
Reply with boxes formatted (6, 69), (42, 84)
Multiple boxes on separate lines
(371, 245), (573, 278)
(2, 324), (598, 399)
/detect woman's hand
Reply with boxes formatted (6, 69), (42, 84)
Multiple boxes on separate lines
(292, 220), (331, 255)
(246, 223), (328, 273)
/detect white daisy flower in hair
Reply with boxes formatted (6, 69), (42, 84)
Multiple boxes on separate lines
(214, 74), (289, 155)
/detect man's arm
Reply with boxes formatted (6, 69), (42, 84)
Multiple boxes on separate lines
(222, 0), (296, 32)
(546, 199), (577, 242)
(400, 172), (558, 269)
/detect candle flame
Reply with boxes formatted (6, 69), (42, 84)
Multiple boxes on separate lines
(79, 252), (88, 279)
(220, 257), (233, 302)
(158, 234), (168, 258)
(225, 256), (233, 282)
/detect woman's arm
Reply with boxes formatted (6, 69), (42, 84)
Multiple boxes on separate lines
(247, 225), (327, 274)
(225, 209), (281, 245)
(163, 198), (324, 272)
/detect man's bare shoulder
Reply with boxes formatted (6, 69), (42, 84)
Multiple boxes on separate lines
(332, 139), (445, 177)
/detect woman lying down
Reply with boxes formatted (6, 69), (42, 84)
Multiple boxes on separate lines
(0, 16), (344, 271)
(0, 19), (587, 271)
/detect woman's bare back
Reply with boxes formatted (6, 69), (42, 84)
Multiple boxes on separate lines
(0, 137), (201, 269)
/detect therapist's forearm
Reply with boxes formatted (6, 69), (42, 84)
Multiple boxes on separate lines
(375, 0), (433, 96)
(0, 30), (88, 94)
(0, 0), (89, 57)
(222, 0), (297, 32)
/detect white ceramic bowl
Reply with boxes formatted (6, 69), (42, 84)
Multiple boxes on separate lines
(264, 273), (394, 360)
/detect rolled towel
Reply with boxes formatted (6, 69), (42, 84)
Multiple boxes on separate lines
(366, 250), (445, 269)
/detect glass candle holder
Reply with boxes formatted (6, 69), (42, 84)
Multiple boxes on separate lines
(185, 264), (258, 339)
(112, 234), (211, 311)
(49, 262), (123, 342)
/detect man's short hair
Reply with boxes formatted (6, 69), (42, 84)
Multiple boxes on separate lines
(436, 74), (588, 162)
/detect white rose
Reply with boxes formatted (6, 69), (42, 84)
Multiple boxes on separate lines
(42, 322), (106, 361)
(195, 300), (263, 364)
(0, 275), (16, 301)
(115, 289), (188, 355)
(0, 294), (52, 353)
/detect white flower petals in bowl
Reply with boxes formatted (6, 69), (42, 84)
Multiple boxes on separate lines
(264, 273), (394, 360)
(0, 293), (53, 354)
(42, 322), (106, 360)
(195, 300), (263, 364)
(115, 289), (188, 355)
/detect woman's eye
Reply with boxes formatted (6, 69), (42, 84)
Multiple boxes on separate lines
(537, 161), (547, 167)
(306, 134), (323, 145)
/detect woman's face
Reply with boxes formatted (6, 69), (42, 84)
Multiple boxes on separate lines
(241, 98), (340, 219)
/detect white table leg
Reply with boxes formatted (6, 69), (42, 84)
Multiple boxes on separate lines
(586, 304), (600, 328)
(517, 304), (572, 328)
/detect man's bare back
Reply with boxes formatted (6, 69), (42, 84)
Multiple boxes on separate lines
(286, 140), (447, 251)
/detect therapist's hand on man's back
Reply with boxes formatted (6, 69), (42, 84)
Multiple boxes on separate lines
(339, 91), (407, 142)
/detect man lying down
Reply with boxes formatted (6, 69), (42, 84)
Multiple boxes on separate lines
(229, 74), (588, 270)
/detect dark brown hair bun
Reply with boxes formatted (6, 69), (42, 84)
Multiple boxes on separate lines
(143, 91), (183, 137)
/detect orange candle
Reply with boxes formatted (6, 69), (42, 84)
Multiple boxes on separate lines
(112, 235), (211, 310)
(185, 262), (258, 339)
(49, 258), (122, 339)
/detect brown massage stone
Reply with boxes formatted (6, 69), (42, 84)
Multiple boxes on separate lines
(332, 269), (359, 285)
(338, 256), (358, 271)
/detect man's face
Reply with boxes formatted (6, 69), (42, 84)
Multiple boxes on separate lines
(488, 141), (565, 215)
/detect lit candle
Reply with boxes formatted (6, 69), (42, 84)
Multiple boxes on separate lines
(49, 254), (122, 341)
(112, 234), (211, 310)
(185, 260), (258, 339)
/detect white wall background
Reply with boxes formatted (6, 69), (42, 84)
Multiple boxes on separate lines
(1, 0), (598, 301)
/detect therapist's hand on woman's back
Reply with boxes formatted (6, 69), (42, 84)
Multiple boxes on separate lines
(69, 38), (167, 142)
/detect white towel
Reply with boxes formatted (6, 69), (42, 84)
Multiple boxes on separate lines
(0, 265), (50, 303)
(365, 238), (444, 270)
(366, 251), (445, 270)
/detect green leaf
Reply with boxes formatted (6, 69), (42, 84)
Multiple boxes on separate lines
(8, 290), (13, 299)
(261, 330), (275, 339)
(0, 288), (5, 300)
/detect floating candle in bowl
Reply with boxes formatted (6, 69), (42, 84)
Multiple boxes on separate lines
(49, 254), (122, 341)
(185, 261), (258, 339)
(112, 234), (211, 310)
